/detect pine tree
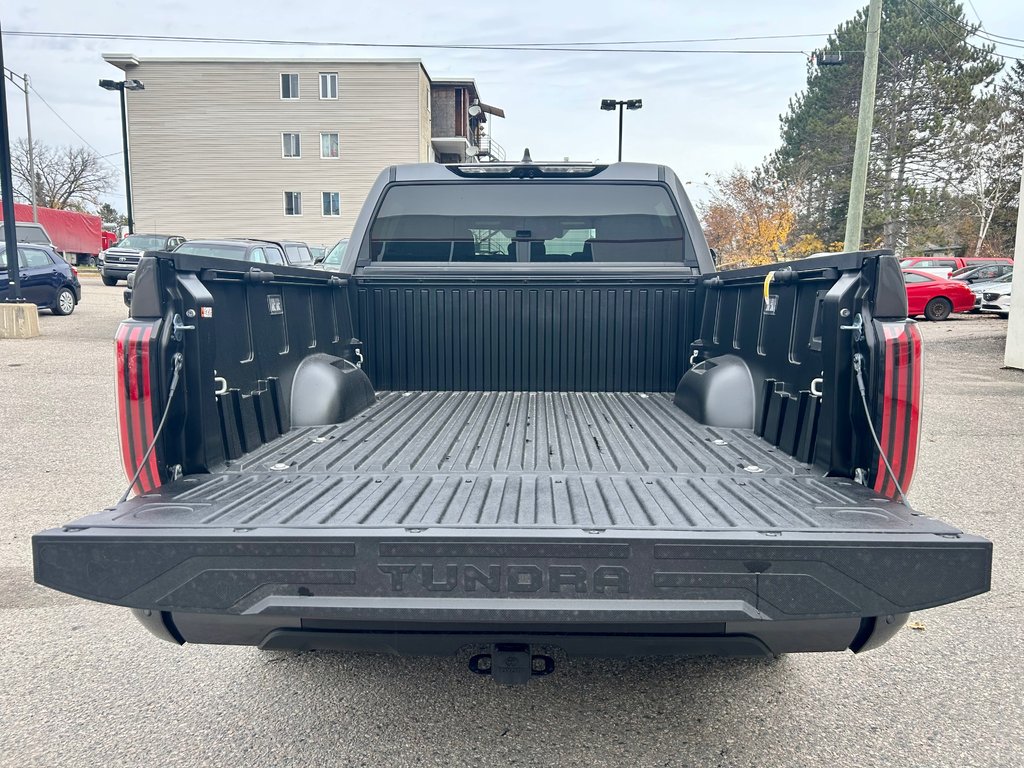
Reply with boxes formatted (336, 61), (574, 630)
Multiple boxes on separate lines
(771, 0), (1002, 252)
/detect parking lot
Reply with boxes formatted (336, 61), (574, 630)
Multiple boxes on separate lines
(1, 278), (1022, 767)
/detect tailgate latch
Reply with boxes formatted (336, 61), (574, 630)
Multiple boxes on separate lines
(468, 644), (555, 685)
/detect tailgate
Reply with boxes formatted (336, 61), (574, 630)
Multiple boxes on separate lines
(33, 526), (991, 623)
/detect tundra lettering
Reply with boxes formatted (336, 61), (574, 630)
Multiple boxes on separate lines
(376, 563), (631, 594)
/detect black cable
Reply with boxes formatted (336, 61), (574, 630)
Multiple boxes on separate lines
(906, 0), (1024, 62)
(3, 30), (812, 55)
(118, 352), (183, 504)
(27, 84), (121, 169)
(853, 352), (908, 506)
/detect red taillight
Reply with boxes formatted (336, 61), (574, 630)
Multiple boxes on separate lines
(115, 320), (162, 495)
(71, 266), (78, 278)
(872, 321), (923, 499)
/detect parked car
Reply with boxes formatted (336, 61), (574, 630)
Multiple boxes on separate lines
(950, 263), (1014, 284)
(0, 243), (81, 315)
(314, 239), (348, 272)
(11, 221), (53, 246)
(902, 269), (976, 320)
(309, 244), (328, 263)
(980, 284), (1012, 318)
(968, 273), (1013, 311)
(100, 234), (187, 285)
(279, 240), (315, 267)
(899, 255), (1012, 279)
(173, 239), (287, 264)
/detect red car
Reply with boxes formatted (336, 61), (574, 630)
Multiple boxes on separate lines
(903, 269), (976, 320)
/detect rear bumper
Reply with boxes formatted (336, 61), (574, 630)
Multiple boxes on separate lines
(33, 528), (992, 641)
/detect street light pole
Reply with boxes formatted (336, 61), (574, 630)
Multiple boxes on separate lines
(100, 78), (144, 234)
(618, 104), (624, 162)
(601, 98), (643, 162)
(0, 21), (24, 301)
(118, 85), (134, 234)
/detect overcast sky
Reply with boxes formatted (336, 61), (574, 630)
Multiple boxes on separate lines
(3, 0), (1021, 209)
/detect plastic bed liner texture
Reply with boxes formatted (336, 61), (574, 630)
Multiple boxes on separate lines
(73, 392), (955, 534)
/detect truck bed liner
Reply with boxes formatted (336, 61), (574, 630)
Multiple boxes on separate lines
(78, 392), (953, 535)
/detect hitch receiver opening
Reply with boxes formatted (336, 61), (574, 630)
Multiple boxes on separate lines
(468, 644), (555, 685)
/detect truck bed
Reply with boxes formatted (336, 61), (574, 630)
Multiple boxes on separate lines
(68, 391), (937, 533)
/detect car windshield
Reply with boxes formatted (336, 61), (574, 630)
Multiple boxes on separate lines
(369, 183), (695, 264)
(173, 242), (248, 260)
(323, 240), (348, 265)
(116, 235), (169, 250)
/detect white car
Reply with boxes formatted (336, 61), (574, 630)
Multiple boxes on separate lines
(980, 284), (1012, 318)
(970, 273), (1013, 311)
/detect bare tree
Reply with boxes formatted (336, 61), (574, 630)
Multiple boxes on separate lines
(11, 139), (118, 210)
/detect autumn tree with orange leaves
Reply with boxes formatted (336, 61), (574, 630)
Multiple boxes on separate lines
(698, 168), (799, 268)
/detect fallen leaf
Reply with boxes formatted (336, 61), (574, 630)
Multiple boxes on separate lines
(908, 620), (926, 631)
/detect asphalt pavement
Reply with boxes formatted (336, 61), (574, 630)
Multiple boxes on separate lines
(1, 280), (1022, 767)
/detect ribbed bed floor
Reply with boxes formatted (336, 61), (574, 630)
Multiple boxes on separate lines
(87, 392), (943, 534)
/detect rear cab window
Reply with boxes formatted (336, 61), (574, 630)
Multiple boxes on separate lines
(284, 244), (313, 265)
(365, 182), (697, 266)
(174, 243), (248, 260)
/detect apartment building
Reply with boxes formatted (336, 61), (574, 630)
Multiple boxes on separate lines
(103, 55), (502, 244)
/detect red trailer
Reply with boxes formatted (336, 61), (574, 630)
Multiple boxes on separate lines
(2, 203), (104, 265)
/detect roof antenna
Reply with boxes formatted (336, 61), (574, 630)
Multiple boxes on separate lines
(521, 148), (533, 163)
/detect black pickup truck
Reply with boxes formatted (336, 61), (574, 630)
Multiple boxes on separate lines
(34, 161), (991, 684)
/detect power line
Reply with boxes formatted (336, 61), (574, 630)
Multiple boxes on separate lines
(913, 0), (1024, 58)
(25, 84), (120, 169)
(506, 33), (834, 46)
(3, 29), (816, 56)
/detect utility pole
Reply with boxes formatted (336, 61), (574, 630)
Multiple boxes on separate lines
(843, 0), (883, 252)
(23, 73), (35, 222)
(1, 68), (36, 221)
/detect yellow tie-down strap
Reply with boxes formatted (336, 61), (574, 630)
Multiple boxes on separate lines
(763, 271), (778, 314)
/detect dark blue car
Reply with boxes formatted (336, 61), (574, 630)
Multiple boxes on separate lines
(0, 244), (82, 315)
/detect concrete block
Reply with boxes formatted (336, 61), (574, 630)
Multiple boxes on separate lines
(0, 302), (41, 339)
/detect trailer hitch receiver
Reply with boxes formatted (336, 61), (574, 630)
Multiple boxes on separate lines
(468, 644), (555, 685)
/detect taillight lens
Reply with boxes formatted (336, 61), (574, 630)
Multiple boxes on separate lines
(872, 320), (923, 499)
(71, 266), (78, 278)
(115, 320), (163, 494)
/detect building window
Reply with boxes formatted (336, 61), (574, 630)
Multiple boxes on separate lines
(284, 191), (302, 216)
(282, 132), (301, 158)
(322, 192), (340, 217)
(320, 132), (339, 159)
(319, 72), (338, 100)
(281, 73), (299, 99)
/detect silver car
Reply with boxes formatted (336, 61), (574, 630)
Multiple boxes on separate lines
(969, 273), (1013, 311)
(980, 283), (1012, 318)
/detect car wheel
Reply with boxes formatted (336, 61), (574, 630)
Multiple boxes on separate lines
(924, 297), (952, 321)
(52, 287), (77, 316)
(101, 275), (119, 286)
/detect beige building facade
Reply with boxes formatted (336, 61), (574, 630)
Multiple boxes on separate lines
(103, 55), (495, 246)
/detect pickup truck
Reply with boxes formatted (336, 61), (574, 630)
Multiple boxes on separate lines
(33, 161), (991, 685)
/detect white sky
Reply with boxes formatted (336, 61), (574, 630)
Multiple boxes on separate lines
(3, 0), (1022, 209)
